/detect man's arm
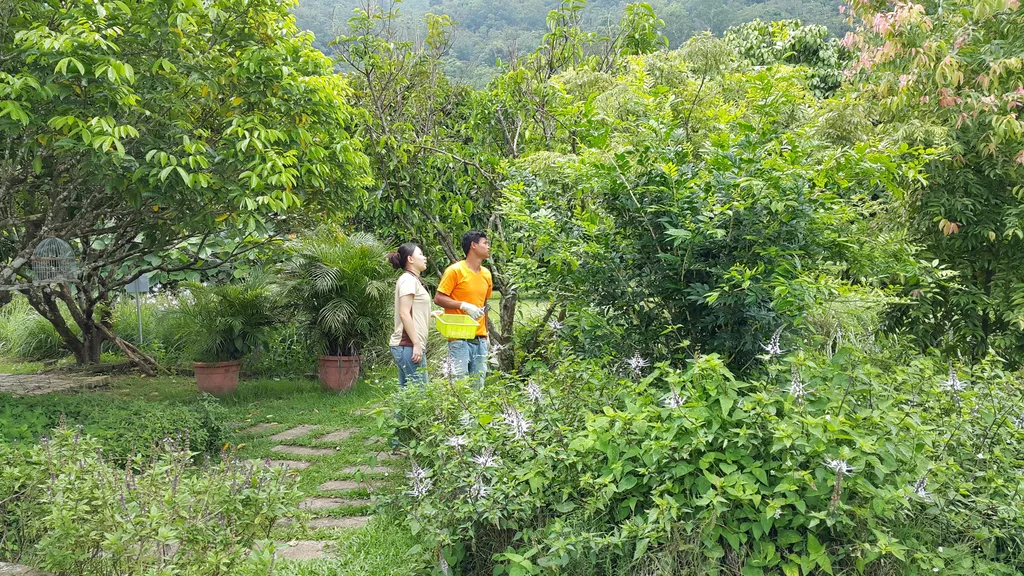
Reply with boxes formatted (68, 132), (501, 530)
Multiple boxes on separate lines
(434, 291), (462, 309)
(435, 290), (485, 319)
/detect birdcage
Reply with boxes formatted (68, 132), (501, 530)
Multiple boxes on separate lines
(31, 237), (79, 283)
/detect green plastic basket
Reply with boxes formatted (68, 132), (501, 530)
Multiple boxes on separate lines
(434, 313), (479, 339)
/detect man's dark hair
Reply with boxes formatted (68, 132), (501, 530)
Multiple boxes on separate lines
(461, 230), (487, 255)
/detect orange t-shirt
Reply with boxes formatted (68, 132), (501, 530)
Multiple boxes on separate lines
(437, 261), (492, 337)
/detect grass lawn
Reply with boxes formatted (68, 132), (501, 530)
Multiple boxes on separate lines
(1, 358), (426, 575)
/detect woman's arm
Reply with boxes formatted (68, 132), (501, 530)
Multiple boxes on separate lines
(398, 293), (422, 362)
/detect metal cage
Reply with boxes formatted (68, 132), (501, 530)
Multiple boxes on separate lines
(30, 237), (79, 283)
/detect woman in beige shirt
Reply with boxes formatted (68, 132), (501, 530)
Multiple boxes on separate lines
(387, 243), (431, 386)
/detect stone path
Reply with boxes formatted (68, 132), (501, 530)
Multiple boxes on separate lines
(0, 418), (392, 570)
(243, 424), (398, 561)
(0, 373), (109, 396)
(269, 424), (319, 442)
(0, 563), (50, 576)
(271, 445), (336, 457)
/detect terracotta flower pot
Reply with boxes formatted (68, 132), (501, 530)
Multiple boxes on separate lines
(193, 360), (241, 396)
(318, 355), (360, 394)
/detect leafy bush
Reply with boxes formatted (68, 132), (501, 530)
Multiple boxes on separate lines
(170, 275), (282, 363)
(498, 63), (930, 372)
(0, 296), (71, 360)
(724, 19), (849, 97)
(283, 229), (392, 357)
(0, 425), (302, 575)
(386, 348), (1024, 575)
(0, 394), (227, 462)
(247, 321), (316, 377)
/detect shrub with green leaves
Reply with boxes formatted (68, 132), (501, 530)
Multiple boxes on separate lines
(283, 229), (392, 358)
(0, 295), (72, 360)
(0, 394), (227, 462)
(170, 275), (282, 363)
(0, 425), (302, 575)
(386, 347), (1024, 575)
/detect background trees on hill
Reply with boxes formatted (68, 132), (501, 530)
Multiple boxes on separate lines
(291, 0), (851, 85)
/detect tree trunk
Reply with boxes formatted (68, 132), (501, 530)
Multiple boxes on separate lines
(20, 284), (157, 374)
(498, 288), (518, 371)
(21, 287), (88, 363)
(84, 323), (104, 364)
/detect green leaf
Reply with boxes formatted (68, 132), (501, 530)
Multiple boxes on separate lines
(807, 534), (824, 557)
(633, 538), (649, 560)
(720, 395), (734, 416)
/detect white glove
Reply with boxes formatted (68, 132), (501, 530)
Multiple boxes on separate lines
(459, 302), (485, 320)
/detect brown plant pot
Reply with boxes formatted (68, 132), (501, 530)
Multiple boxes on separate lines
(193, 360), (241, 396)
(318, 355), (360, 394)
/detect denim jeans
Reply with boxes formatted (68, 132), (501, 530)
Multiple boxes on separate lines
(390, 345), (427, 388)
(448, 337), (488, 386)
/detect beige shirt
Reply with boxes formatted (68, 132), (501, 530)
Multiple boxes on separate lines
(389, 272), (431, 349)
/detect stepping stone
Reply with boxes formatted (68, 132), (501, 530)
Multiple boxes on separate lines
(316, 429), (356, 442)
(0, 374), (109, 397)
(274, 516), (374, 530)
(271, 445), (336, 457)
(0, 562), (51, 575)
(269, 425), (319, 442)
(308, 516), (371, 529)
(239, 423), (281, 435)
(368, 451), (402, 461)
(339, 465), (391, 475)
(364, 436), (386, 446)
(263, 460), (312, 470)
(299, 497), (372, 510)
(318, 480), (364, 491)
(273, 540), (329, 561)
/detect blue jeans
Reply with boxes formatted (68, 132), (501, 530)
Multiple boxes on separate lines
(448, 337), (488, 386)
(390, 346), (427, 388)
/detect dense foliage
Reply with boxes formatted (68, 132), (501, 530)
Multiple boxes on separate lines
(498, 39), (926, 368)
(0, 393), (227, 462)
(388, 346), (1024, 575)
(0, 426), (301, 575)
(843, 0), (1024, 363)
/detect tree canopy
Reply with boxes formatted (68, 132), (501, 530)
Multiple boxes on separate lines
(0, 0), (370, 369)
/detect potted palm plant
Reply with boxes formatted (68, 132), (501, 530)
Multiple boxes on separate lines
(173, 275), (280, 396)
(285, 230), (391, 393)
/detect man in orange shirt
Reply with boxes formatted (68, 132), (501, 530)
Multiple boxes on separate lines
(434, 230), (493, 385)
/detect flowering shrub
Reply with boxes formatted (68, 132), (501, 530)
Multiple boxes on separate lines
(0, 424), (302, 575)
(386, 347), (1024, 575)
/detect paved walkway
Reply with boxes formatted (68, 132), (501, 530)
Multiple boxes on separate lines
(239, 421), (399, 562)
(0, 373), (109, 396)
(0, 563), (49, 575)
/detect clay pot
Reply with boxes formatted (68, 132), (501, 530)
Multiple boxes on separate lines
(193, 360), (241, 396)
(318, 355), (360, 393)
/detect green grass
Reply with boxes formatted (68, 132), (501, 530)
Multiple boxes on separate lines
(0, 358), (47, 374)
(260, 512), (425, 575)
(2, 360), (423, 575)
